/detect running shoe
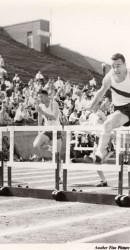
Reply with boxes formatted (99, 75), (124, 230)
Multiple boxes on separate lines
(96, 181), (108, 187)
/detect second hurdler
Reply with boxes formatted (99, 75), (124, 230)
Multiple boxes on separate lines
(33, 89), (62, 180)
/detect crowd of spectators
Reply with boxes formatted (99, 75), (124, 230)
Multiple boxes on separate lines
(0, 54), (115, 160)
(0, 54), (114, 127)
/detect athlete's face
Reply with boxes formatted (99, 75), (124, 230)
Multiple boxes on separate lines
(111, 59), (126, 75)
(38, 93), (49, 105)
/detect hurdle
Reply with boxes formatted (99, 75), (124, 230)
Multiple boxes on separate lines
(0, 124), (130, 206)
(0, 125), (63, 198)
(63, 124), (124, 169)
(52, 124), (128, 205)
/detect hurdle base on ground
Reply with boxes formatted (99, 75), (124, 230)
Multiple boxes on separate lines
(0, 186), (117, 206)
(52, 190), (117, 206)
(0, 187), (53, 199)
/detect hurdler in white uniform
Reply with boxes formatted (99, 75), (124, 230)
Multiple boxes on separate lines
(33, 90), (62, 159)
(70, 53), (130, 187)
(83, 53), (130, 166)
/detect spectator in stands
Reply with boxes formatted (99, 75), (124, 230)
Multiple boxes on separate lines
(16, 90), (24, 103)
(1, 77), (6, 91)
(33, 79), (43, 92)
(0, 104), (13, 125)
(75, 91), (83, 112)
(35, 71), (44, 83)
(64, 94), (72, 108)
(0, 66), (7, 84)
(63, 103), (69, 117)
(23, 96), (29, 109)
(6, 82), (14, 97)
(3, 97), (16, 120)
(5, 77), (12, 89)
(14, 102), (28, 124)
(12, 73), (20, 84)
(71, 85), (80, 101)
(28, 90), (36, 106)
(54, 76), (64, 90)
(64, 80), (72, 95)
(69, 109), (80, 125)
(10, 94), (18, 109)
(0, 55), (5, 68)
(89, 77), (97, 88)
(22, 85), (30, 99)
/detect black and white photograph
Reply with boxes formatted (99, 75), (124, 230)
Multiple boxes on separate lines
(0, 0), (130, 249)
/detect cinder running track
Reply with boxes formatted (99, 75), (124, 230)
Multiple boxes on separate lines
(0, 164), (130, 244)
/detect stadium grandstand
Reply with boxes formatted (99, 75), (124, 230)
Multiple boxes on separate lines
(0, 19), (112, 163)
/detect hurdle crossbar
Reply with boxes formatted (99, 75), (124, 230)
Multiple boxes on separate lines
(62, 125), (127, 191)
(64, 125), (125, 169)
(6, 125), (62, 169)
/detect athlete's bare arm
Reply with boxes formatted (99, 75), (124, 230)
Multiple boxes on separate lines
(86, 74), (111, 111)
(36, 101), (59, 121)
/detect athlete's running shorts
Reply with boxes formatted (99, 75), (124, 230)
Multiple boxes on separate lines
(114, 103), (130, 126)
(44, 131), (62, 141)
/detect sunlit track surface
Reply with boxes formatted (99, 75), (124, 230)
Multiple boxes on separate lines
(3, 164), (129, 194)
(0, 163), (130, 244)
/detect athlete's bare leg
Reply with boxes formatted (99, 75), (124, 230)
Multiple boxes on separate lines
(33, 133), (50, 157)
(95, 111), (129, 161)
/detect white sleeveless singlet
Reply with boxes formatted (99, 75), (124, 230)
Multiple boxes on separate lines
(39, 101), (60, 126)
(110, 69), (130, 106)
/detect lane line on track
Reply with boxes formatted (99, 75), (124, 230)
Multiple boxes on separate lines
(71, 226), (130, 243)
(8, 175), (128, 188)
(0, 207), (129, 237)
(4, 169), (123, 180)
(0, 197), (35, 204)
(0, 202), (81, 216)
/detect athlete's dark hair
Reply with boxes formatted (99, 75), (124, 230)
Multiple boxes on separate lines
(111, 53), (125, 63)
(37, 89), (48, 95)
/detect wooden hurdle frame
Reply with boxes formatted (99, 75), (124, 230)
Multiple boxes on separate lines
(0, 124), (130, 205)
(62, 125), (129, 193)
(0, 125), (63, 190)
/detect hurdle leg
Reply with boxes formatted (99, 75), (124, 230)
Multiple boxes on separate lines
(0, 151), (4, 187)
(8, 166), (12, 187)
(63, 169), (67, 191)
(128, 152), (130, 195)
(55, 152), (60, 190)
(62, 153), (67, 191)
(118, 153), (124, 195)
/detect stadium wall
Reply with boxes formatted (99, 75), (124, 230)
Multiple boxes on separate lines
(4, 20), (50, 53)
(49, 44), (110, 75)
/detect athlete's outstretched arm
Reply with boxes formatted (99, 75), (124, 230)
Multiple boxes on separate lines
(85, 75), (111, 111)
